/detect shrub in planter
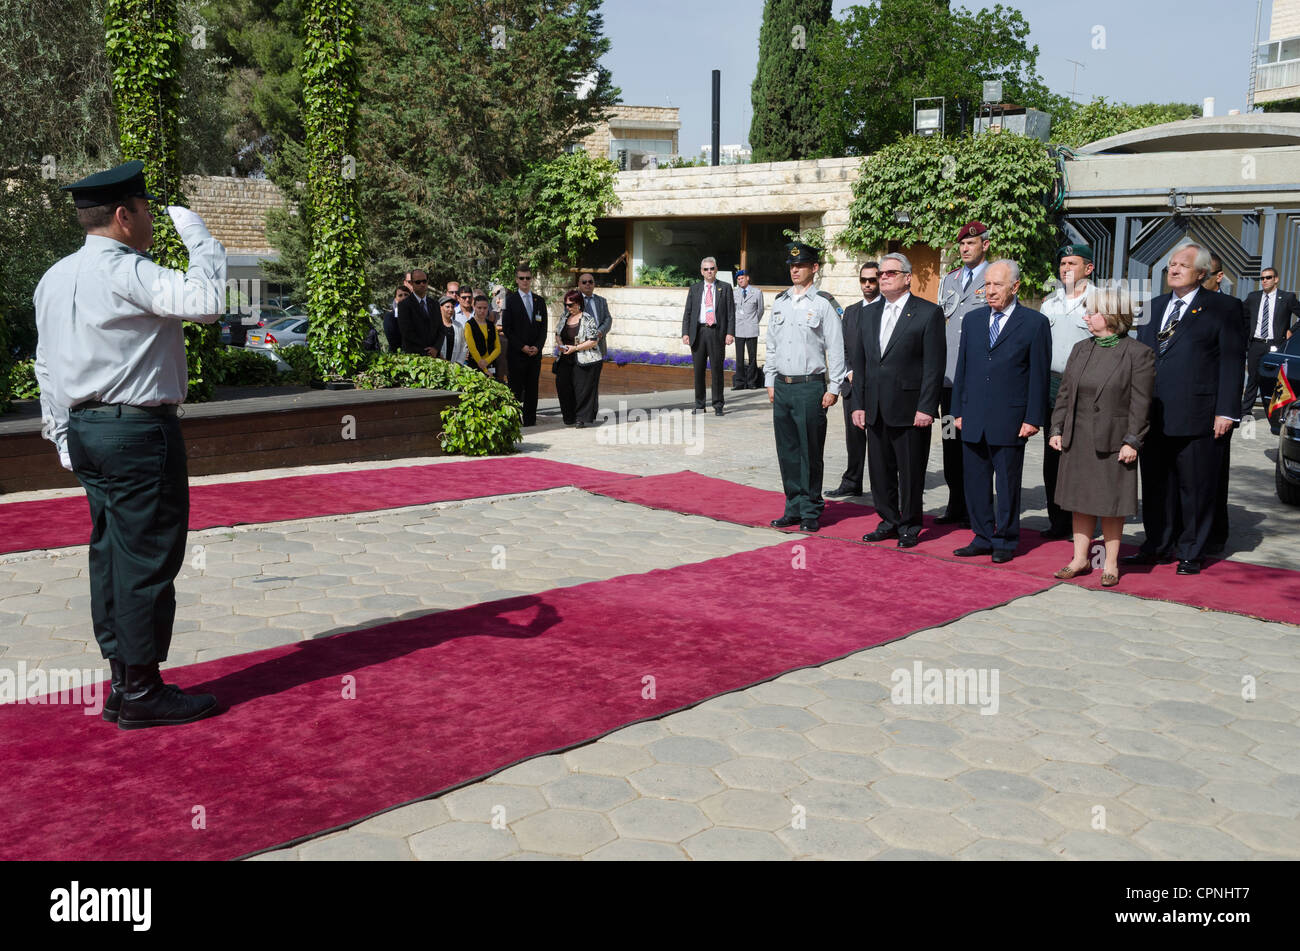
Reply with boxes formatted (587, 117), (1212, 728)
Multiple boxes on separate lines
(8, 358), (39, 401)
(275, 345), (320, 386)
(354, 353), (521, 456)
(212, 348), (281, 386)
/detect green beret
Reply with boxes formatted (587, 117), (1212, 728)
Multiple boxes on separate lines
(61, 160), (159, 209)
(1057, 243), (1094, 262)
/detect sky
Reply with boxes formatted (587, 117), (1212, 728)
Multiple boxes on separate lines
(598, 0), (1274, 155)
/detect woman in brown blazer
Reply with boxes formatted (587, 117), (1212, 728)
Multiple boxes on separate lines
(1048, 287), (1155, 586)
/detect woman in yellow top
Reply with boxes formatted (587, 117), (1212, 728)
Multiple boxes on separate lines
(464, 293), (502, 377)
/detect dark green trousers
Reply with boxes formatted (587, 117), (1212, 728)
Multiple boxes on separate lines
(67, 406), (189, 667)
(772, 380), (829, 520)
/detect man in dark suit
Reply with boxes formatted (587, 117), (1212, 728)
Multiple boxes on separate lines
(827, 262), (879, 497)
(503, 265), (547, 426)
(1124, 243), (1245, 574)
(950, 259), (1051, 563)
(383, 284), (408, 352)
(1242, 267), (1300, 416)
(851, 253), (945, 547)
(681, 257), (736, 416)
(397, 268), (443, 356)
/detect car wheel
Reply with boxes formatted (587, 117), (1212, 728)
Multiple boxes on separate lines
(1278, 455), (1300, 506)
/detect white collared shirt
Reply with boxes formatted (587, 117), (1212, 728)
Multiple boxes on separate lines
(1257, 289), (1279, 338)
(988, 299), (1017, 329)
(1160, 288), (1199, 332)
(698, 280), (717, 325)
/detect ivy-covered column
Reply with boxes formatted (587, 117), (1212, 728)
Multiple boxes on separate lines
(302, 0), (368, 379)
(105, 0), (219, 401)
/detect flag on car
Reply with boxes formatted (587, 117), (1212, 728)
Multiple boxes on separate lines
(1268, 363), (1296, 427)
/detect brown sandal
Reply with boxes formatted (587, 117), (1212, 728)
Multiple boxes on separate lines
(1101, 572), (1119, 587)
(1053, 563), (1092, 580)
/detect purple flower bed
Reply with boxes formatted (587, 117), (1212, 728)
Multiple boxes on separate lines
(605, 348), (735, 371)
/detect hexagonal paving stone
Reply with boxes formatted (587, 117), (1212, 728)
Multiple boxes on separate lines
(806, 699), (886, 727)
(788, 780), (885, 821)
(778, 818), (886, 860)
(1178, 750), (1280, 784)
(608, 799), (710, 842)
(628, 764), (725, 801)
(1133, 821), (1257, 860)
(954, 770), (1049, 803)
(601, 721), (670, 746)
(1218, 814), (1300, 855)
(353, 800), (450, 838)
(563, 742), (655, 776)
(584, 839), (687, 861)
(1107, 755), (1208, 791)
(1035, 792), (1148, 836)
(299, 831), (413, 861)
(646, 735), (733, 767)
(1032, 762), (1133, 799)
(1097, 729), (1189, 760)
(728, 729), (816, 760)
(682, 827), (793, 860)
(874, 747), (967, 779)
(795, 750), (886, 785)
(817, 677), (891, 704)
(805, 723), (892, 755)
(409, 822), (519, 860)
(511, 810), (616, 856)
(541, 774), (637, 812)
(871, 775), (970, 811)
(1196, 780), (1300, 817)
(867, 809), (977, 853)
(714, 756), (809, 793)
(1053, 830), (1155, 860)
(699, 789), (792, 832)
(739, 704), (825, 732)
(956, 840), (1060, 860)
(950, 739), (1047, 773)
(880, 719), (961, 748)
(660, 708), (749, 739)
(953, 803), (1064, 843)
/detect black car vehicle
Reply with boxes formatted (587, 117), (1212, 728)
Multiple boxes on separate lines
(1259, 332), (1300, 435)
(1277, 399), (1300, 506)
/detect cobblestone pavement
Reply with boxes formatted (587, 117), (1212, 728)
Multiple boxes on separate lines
(3, 386), (1298, 860)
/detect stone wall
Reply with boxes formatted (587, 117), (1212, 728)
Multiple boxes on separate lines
(183, 175), (286, 254)
(579, 105), (681, 161)
(1271, 0), (1300, 39)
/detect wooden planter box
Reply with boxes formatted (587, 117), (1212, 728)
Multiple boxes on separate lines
(537, 358), (738, 398)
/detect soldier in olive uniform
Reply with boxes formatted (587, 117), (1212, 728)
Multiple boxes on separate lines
(937, 220), (992, 526)
(766, 242), (847, 532)
(34, 160), (227, 730)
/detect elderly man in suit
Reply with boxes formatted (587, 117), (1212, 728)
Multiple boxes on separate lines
(682, 257), (736, 416)
(1242, 266), (1300, 416)
(851, 253), (945, 547)
(503, 265), (547, 426)
(1124, 243), (1245, 574)
(951, 259), (1051, 563)
(937, 221), (992, 527)
(827, 262), (879, 498)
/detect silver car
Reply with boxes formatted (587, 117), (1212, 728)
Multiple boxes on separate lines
(245, 316), (309, 354)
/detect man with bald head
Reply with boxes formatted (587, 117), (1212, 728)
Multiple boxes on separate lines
(950, 259), (1051, 563)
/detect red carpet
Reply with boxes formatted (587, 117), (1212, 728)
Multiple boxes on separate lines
(0, 538), (1049, 861)
(589, 471), (1300, 626)
(0, 457), (635, 555)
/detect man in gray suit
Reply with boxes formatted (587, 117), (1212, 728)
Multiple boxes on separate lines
(936, 220), (992, 526)
(732, 269), (765, 389)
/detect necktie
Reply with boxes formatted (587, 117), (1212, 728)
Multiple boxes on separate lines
(1158, 300), (1184, 355)
(1259, 295), (1271, 339)
(962, 270), (972, 292)
(880, 303), (898, 352)
(524, 293), (532, 319)
(989, 311), (1004, 348)
(705, 283), (716, 326)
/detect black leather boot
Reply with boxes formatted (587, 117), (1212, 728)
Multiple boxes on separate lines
(101, 659), (126, 723)
(117, 663), (218, 731)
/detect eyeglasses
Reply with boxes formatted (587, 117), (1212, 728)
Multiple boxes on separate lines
(517, 275), (532, 281)
(579, 279), (594, 284)
(701, 267), (717, 272)
(859, 277), (878, 283)
(458, 293), (472, 299)
(411, 279), (427, 285)
(878, 269), (906, 278)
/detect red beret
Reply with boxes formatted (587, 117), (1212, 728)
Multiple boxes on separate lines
(957, 221), (989, 242)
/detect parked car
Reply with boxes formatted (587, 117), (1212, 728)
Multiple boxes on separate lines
(222, 305), (289, 347)
(245, 316), (309, 355)
(283, 304), (308, 317)
(1259, 332), (1300, 435)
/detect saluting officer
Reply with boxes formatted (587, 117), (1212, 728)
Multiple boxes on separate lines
(766, 242), (847, 533)
(34, 160), (227, 730)
(937, 220), (992, 527)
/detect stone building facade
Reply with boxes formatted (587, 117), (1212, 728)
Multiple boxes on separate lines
(578, 106), (681, 169)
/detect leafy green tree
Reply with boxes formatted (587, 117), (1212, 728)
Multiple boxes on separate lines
(841, 131), (1060, 288)
(750, 0), (833, 163)
(1051, 97), (1201, 149)
(507, 151), (621, 281)
(815, 0), (1052, 157)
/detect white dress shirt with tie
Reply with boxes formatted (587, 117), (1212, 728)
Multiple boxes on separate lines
(879, 292), (910, 351)
(698, 281), (717, 325)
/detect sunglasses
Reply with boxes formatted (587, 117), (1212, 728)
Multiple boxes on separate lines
(878, 269), (905, 278)
(860, 277), (878, 283)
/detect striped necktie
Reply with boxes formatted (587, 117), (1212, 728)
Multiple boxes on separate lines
(1158, 300), (1184, 356)
(989, 311), (1004, 348)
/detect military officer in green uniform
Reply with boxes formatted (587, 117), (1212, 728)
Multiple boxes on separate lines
(34, 160), (227, 730)
(765, 242), (847, 532)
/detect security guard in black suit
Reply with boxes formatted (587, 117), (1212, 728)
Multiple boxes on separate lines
(34, 160), (226, 729)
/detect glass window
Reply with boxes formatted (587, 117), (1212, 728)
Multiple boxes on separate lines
(632, 218), (742, 285)
(1281, 37), (1300, 62)
(1260, 41), (1278, 65)
(576, 219), (629, 287)
(744, 220), (801, 286)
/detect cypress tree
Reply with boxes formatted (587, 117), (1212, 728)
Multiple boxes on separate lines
(749, 0), (832, 163)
